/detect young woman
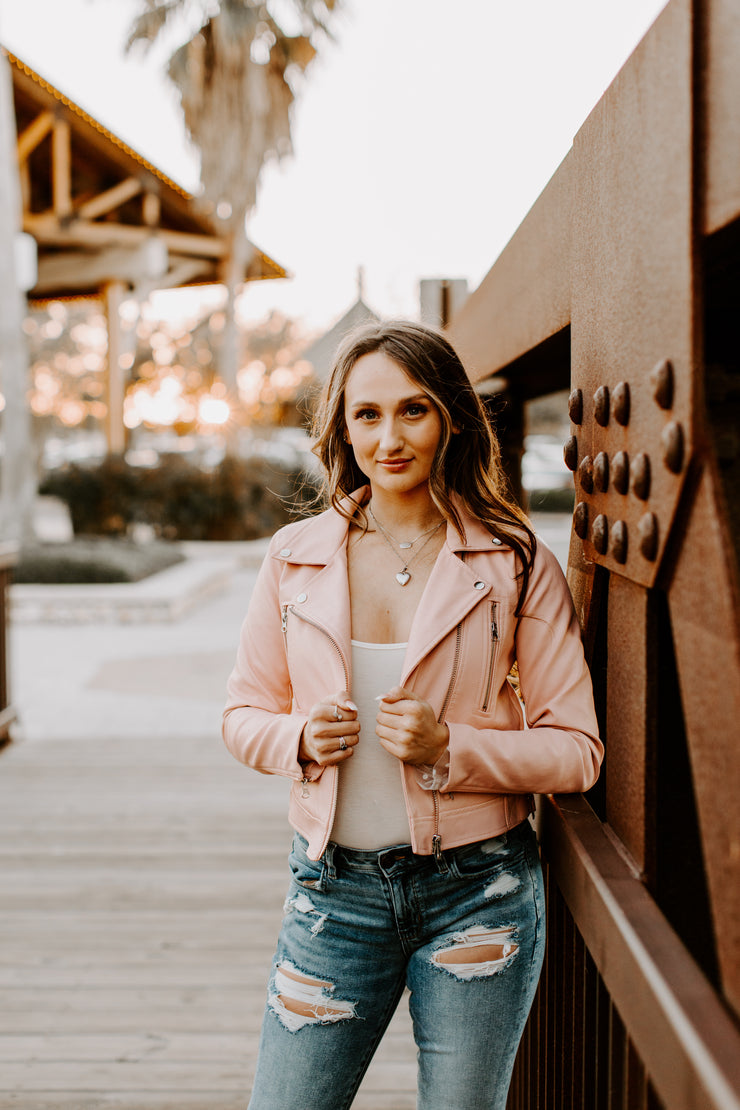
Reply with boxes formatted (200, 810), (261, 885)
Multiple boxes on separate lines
(223, 320), (601, 1110)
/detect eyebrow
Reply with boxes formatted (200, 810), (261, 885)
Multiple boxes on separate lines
(348, 393), (429, 409)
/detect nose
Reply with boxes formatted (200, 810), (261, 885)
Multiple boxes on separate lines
(378, 417), (403, 454)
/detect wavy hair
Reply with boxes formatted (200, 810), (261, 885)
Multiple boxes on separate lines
(310, 320), (536, 612)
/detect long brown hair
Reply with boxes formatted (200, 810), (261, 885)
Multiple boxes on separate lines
(310, 320), (536, 612)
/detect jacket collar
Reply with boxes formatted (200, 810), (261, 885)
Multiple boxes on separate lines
(274, 486), (510, 567)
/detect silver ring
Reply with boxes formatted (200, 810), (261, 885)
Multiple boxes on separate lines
(333, 706), (343, 721)
(339, 739), (347, 751)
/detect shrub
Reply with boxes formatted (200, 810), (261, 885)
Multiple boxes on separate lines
(40, 455), (319, 541)
(13, 539), (184, 584)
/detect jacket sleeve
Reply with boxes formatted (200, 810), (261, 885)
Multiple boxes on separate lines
(222, 534), (311, 780)
(444, 542), (603, 795)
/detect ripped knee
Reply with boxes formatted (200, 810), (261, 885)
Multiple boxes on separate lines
(432, 925), (518, 979)
(269, 961), (357, 1031)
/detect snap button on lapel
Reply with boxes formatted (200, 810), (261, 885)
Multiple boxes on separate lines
(492, 537), (503, 546)
(473, 581), (486, 590)
(296, 592), (308, 603)
(279, 547), (292, 557)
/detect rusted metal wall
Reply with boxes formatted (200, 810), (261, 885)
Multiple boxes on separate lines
(449, 1), (740, 1105)
(0, 543), (17, 744)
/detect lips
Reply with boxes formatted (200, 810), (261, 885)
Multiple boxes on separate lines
(378, 458), (412, 468)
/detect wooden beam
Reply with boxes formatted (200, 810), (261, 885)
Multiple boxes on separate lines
(103, 280), (127, 456)
(34, 244), (168, 294)
(51, 116), (71, 218)
(76, 177), (142, 221)
(16, 109), (53, 163)
(24, 213), (227, 258)
(142, 191), (161, 228)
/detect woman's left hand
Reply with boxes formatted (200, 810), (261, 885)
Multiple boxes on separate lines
(375, 686), (449, 765)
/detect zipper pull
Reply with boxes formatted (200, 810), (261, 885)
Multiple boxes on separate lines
(432, 834), (443, 862)
(281, 604), (288, 633)
(301, 776), (310, 798)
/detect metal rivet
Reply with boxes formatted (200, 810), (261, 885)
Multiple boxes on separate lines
(592, 514), (608, 555)
(613, 381), (630, 426)
(563, 435), (578, 472)
(473, 580), (486, 590)
(662, 421), (684, 473)
(574, 502), (589, 540)
(593, 451), (610, 493)
(568, 389), (583, 424)
(632, 453), (651, 500)
(491, 536), (503, 545)
(594, 386), (610, 427)
(638, 513), (659, 561)
(651, 359), (674, 409)
(612, 451), (629, 494)
(611, 520), (628, 564)
(296, 592), (308, 603)
(578, 455), (594, 494)
(279, 548), (292, 557)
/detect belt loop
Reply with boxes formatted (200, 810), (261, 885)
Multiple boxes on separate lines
(324, 841), (338, 880)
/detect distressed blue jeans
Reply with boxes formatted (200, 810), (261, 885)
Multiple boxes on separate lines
(248, 820), (545, 1110)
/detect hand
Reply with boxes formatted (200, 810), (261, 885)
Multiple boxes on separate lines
(299, 693), (360, 767)
(375, 686), (449, 766)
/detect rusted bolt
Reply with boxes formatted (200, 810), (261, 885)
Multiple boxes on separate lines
(592, 514), (608, 554)
(632, 453), (651, 500)
(564, 435), (578, 471)
(611, 520), (628, 564)
(662, 421), (684, 473)
(613, 381), (631, 425)
(594, 386), (610, 427)
(612, 451), (629, 494)
(638, 512), (659, 560)
(651, 359), (674, 409)
(593, 451), (610, 493)
(578, 455), (594, 494)
(568, 389), (583, 424)
(574, 502), (589, 539)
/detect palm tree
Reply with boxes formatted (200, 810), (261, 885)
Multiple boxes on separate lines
(127, 0), (340, 414)
(0, 52), (35, 543)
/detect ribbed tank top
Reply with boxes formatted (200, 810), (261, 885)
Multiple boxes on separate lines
(330, 640), (412, 850)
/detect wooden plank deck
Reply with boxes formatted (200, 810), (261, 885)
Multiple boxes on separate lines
(0, 731), (417, 1108)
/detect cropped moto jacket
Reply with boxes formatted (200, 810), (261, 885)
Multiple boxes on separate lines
(222, 490), (602, 861)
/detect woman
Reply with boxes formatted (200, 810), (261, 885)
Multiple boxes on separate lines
(223, 320), (601, 1110)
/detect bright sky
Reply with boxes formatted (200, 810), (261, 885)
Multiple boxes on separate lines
(0, 0), (668, 333)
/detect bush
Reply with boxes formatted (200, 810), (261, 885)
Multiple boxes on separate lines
(13, 538), (185, 584)
(526, 487), (575, 514)
(40, 455), (319, 541)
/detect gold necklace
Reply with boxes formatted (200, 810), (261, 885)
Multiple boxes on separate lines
(368, 506), (444, 586)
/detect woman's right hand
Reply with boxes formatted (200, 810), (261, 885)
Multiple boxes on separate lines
(299, 694), (360, 766)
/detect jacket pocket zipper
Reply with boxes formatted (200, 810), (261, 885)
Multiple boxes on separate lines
(282, 604), (350, 691)
(481, 600), (499, 712)
(433, 616), (464, 860)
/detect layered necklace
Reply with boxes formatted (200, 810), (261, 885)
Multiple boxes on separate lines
(368, 505), (444, 586)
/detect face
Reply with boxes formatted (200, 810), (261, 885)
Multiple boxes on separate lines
(343, 351), (443, 498)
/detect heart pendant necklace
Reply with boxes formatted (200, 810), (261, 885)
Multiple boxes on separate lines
(368, 505), (444, 586)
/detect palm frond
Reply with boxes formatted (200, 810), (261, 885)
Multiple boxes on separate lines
(126, 0), (189, 53)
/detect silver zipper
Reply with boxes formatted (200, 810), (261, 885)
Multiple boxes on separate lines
(432, 607), (465, 860)
(481, 600), (499, 712)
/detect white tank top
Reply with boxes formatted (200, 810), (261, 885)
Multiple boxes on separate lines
(331, 640), (411, 850)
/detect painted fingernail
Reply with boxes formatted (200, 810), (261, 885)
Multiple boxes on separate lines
(345, 701), (358, 712)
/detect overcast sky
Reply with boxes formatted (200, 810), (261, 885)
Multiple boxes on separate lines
(1, 0), (668, 331)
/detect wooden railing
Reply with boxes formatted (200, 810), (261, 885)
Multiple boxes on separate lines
(448, 1), (740, 1105)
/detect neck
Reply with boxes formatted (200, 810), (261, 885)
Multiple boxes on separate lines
(366, 486), (444, 535)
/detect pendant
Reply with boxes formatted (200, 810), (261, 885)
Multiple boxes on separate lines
(399, 542), (412, 549)
(396, 570), (411, 586)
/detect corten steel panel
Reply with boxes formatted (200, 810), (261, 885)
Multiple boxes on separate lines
(705, 0), (740, 234)
(666, 465), (740, 1015)
(605, 577), (656, 871)
(568, 0), (695, 589)
(541, 795), (740, 1110)
(447, 153), (572, 385)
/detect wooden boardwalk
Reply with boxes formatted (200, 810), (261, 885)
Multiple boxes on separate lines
(0, 730), (417, 1108)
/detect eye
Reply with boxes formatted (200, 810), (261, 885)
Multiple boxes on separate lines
(353, 408), (378, 421)
(404, 403), (429, 417)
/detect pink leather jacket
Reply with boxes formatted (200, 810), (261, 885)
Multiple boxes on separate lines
(223, 491), (602, 860)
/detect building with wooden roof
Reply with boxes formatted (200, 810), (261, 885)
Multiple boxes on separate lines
(4, 47), (286, 451)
